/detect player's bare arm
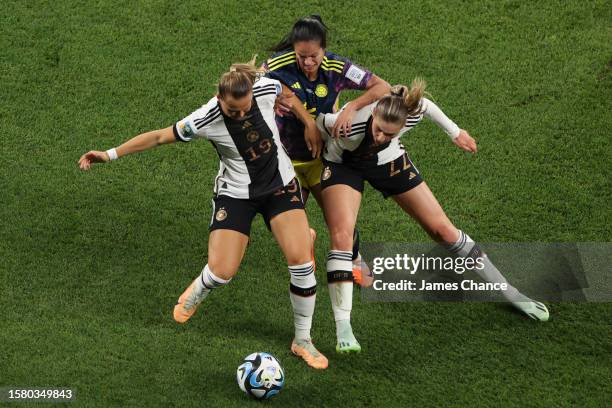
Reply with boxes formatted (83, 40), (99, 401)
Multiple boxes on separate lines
(282, 84), (323, 158)
(332, 75), (390, 137)
(78, 126), (175, 170)
(453, 129), (478, 153)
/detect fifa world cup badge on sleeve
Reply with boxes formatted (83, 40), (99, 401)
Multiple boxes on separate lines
(180, 122), (194, 139)
(346, 65), (366, 85)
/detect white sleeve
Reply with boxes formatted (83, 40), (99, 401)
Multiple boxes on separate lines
(316, 112), (338, 142)
(251, 77), (282, 114)
(173, 100), (218, 142)
(422, 98), (460, 140)
(265, 77), (283, 96)
(274, 79), (282, 96)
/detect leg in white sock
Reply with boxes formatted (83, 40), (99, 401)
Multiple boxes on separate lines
(288, 261), (317, 341)
(173, 264), (230, 323)
(327, 250), (361, 352)
(448, 230), (549, 321)
(288, 261), (328, 369)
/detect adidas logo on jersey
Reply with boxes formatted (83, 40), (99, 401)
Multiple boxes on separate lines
(291, 82), (301, 89)
(290, 196), (301, 202)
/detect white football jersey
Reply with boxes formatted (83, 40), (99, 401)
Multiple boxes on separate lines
(173, 77), (295, 199)
(317, 98), (460, 167)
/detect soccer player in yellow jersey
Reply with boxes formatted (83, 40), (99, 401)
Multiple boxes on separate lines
(264, 15), (390, 287)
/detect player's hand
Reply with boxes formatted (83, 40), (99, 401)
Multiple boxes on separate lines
(453, 129), (477, 153)
(304, 125), (323, 158)
(78, 150), (109, 171)
(274, 91), (293, 117)
(332, 103), (356, 138)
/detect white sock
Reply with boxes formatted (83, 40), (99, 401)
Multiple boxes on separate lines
(194, 264), (230, 301)
(327, 250), (354, 322)
(448, 231), (519, 301)
(335, 319), (355, 339)
(288, 261), (317, 341)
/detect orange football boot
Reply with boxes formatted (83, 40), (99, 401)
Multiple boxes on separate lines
(173, 279), (203, 323)
(291, 339), (329, 369)
(352, 254), (374, 288)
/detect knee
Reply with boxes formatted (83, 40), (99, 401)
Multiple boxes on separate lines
(283, 231), (313, 266)
(286, 252), (312, 266)
(207, 261), (238, 281)
(329, 227), (354, 251)
(429, 222), (458, 244)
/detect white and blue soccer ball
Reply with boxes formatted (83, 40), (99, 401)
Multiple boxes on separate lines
(236, 352), (285, 400)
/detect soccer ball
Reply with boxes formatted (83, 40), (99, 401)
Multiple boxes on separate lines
(236, 352), (285, 400)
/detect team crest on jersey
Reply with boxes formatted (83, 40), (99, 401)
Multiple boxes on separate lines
(322, 166), (332, 181)
(247, 130), (259, 142)
(215, 207), (228, 222)
(315, 84), (328, 98)
(179, 122), (194, 138)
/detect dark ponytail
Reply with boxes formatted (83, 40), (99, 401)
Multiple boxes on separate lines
(271, 15), (328, 52)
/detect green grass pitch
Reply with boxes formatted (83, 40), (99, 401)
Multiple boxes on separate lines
(1, 0), (610, 406)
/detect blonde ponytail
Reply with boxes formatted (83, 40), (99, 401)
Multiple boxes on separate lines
(374, 78), (427, 125)
(218, 55), (263, 99)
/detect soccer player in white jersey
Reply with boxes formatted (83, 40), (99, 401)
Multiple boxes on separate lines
(316, 80), (550, 353)
(78, 61), (329, 369)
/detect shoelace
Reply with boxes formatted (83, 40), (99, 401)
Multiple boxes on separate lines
(184, 290), (204, 310)
(299, 340), (321, 357)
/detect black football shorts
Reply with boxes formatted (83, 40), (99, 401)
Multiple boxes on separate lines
(209, 178), (305, 236)
(320, 153), (423, 198)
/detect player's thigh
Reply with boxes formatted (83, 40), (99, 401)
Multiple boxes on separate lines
(321, 184), (362, 251)
(292, 160), (310, 190)
(304, 158), (323, 191)
(207, 195), (256, 278)
(301, 187), (310, 205)
(392, 182), (458, 243)
(263, 178), (310, 265)
(294, 158), (323, 208)
(207, 229), (249, 279)
(320, 162), (364, 243)
(308, 183), (324, 211)
(269, 209), (312, 266)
